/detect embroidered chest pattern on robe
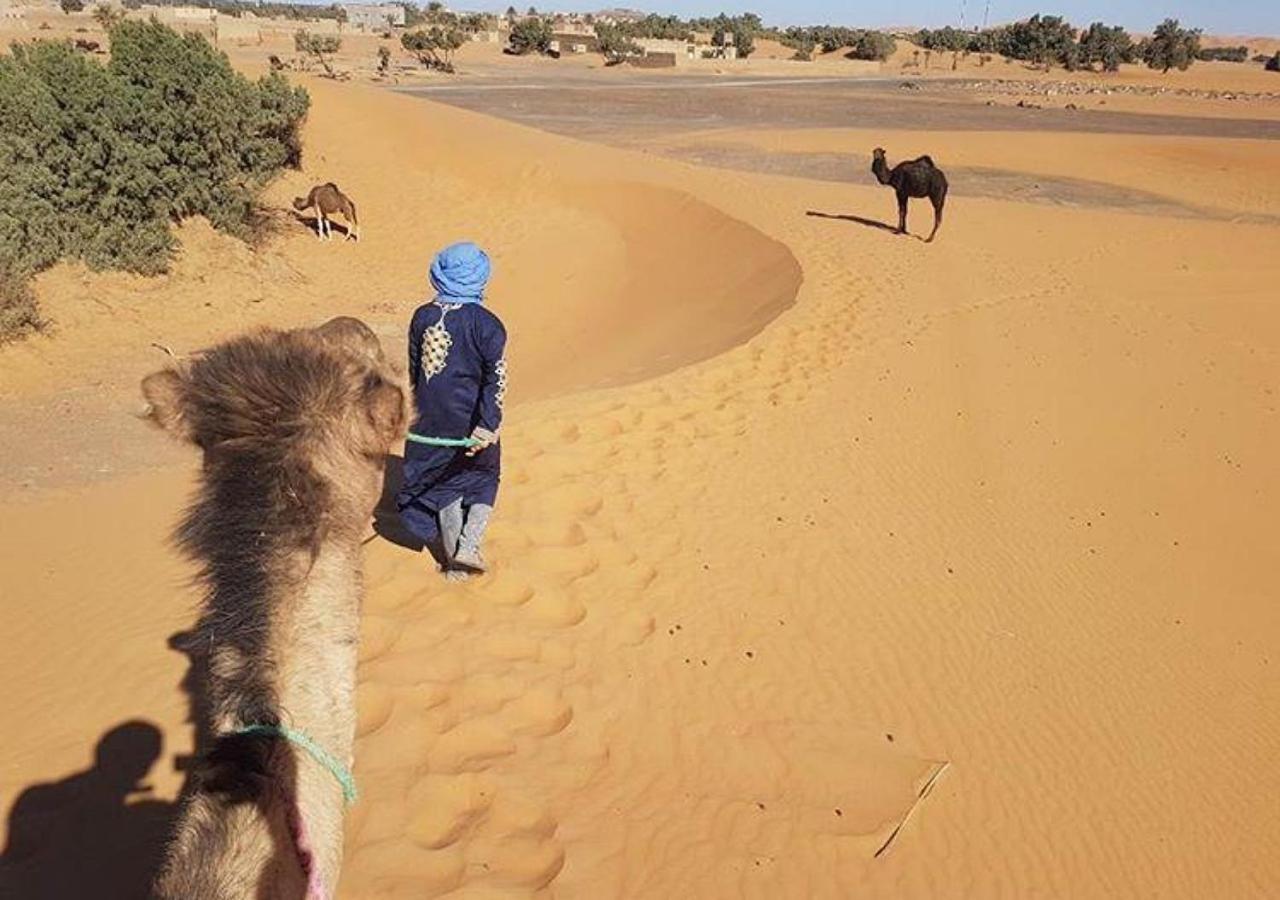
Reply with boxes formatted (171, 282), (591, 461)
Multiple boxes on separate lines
(418, 305), (457, 385)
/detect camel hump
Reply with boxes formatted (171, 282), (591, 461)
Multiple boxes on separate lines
(917, 155), (936, 167)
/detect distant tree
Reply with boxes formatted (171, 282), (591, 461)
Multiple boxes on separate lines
(914, 26), (968, 52)
(505, 5), (516, 19)
(789, 35), (815, 61)
(1266, 51), (1280, 72)
(121, 0), (142, 9)
(294, 30), (342, 77)
(1141, 18), (1200, 72)
(998, 14), (1076, 69)
(60, 0), (84, 13)
(459, 13), (491, 34)
(1196, 45), (1248, 62)
(401, 25), (463, 71)
(507, 16), (551, 55)
(594, 23), (640, 65)
(1079, 22), (1134, 72)
(92, 4), (124, 29)
(847, 30), (894, 61)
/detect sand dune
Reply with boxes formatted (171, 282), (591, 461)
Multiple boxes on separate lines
(2, 68), (1278, 900)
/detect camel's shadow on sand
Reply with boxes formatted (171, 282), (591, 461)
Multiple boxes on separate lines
(292, 211), (354, 240)
(0, 720), (179, 899)
(806, 210), (926, 241)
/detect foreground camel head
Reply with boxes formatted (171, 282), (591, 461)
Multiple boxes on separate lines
(872, 147), (887, 161)
(142, 318), (404, 528)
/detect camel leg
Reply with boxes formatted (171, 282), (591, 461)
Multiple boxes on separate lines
(925, 200), (943, 243)
(314, 211), (323, 240)
(896, 192), (909, 235)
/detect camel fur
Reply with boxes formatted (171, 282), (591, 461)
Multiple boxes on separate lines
(143, 318), (404, 899)
(293, 183), (360, 242)
(871, 147), (949, 242)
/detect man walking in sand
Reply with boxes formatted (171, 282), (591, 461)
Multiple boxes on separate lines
(396, 242), (508, 578)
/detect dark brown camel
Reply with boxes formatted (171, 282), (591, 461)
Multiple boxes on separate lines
(293, 183), (360, 241)
(871, 148), (948, 242)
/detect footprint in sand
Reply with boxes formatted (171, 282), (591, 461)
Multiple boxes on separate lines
(358, 615), (402, 663)
(502, 686), (573, 737)
(406, 772), (494, 850)
(355, 681), (396, 738)
(430, 718), (518, 774)
(523, 544), (599, 582)
(523, 587), (587, 628)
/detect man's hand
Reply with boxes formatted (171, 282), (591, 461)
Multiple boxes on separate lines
(467, 427), (498, 456)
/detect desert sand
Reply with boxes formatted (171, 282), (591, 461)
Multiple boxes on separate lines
(2, 49), (1279, 900)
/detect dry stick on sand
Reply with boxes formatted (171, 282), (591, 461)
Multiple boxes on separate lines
(874, 760), (951, 858)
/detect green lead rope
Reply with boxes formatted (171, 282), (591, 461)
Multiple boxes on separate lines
(235, 724), (359, 805)
(405, 433), (481, 448)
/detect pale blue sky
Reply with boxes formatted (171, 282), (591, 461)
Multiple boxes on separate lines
(449, 2), (1280, 35)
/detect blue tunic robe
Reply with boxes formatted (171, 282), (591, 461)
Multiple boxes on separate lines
(396, 300), (507, 544)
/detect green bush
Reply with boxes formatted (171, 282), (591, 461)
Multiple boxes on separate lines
(0, 21), (308, 330)
(1141, 19), (1201, 72)
(1079, 22), (1135, 72)
(847, 30), (895, 61)
(1197, 46), (1248, 63)
(1266, 52), (1280, 72)
(294, 30), (342, 76)
(508, 17), (552, 55)
(594, 24), (641, 65)
(402, 25), (464, 72)
(914, 26), (969, 52)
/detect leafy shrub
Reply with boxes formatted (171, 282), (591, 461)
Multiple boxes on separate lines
(60, 0), (84, 13)
(998, 14), (1077, 68)
(402, 26), (464, 72)
(847, 30), (895, 61)
(1079, 22), (1134, 71)
(1266, 52), (1280, 72)
(1141, 19), (1201, 72)
(508, 17), (552, 55)
(914, 26), (969, 52)
(1196, 46), (1248, 63)
(594, 24), (641, 65)
(294, 30), (342, 76)
(0, 21), (308, 330)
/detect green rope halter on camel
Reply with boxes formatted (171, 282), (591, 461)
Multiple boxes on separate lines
(235, 724), (359, 804)
(405, 433), (481, 448)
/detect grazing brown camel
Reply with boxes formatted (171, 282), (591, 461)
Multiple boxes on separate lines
(293, 183), (360, 241)
(142, 318), (404, 899)
(871, 147), (949, 242)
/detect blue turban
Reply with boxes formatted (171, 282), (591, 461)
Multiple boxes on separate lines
(429, 241), (491, 303)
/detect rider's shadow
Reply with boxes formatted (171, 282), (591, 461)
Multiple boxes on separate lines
(0, 720), (177, 899)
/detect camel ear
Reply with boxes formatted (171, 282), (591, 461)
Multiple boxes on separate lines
(360, 374), (405, 453)
(141, 369), (193, 443)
